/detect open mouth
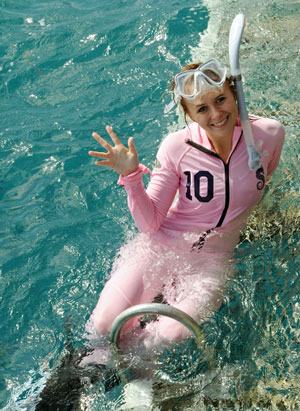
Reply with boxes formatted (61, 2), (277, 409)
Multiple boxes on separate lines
(211, 115), (229, 128)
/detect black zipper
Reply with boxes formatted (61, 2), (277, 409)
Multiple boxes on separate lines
(186, 131), (243, 229)
(216, 161), (230, 227)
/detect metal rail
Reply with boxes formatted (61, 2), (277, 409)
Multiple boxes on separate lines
(110, 303), (203, 349)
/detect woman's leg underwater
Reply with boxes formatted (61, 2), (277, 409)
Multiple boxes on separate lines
(91, 269), (143, 335)
(146, 251), (234, 341)
(90, 236), (165, 336)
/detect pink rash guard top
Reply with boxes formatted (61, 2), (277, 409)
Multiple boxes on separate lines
(118, 115), (285, 234)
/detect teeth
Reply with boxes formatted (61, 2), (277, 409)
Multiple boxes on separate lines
(213, 118), (227, 126)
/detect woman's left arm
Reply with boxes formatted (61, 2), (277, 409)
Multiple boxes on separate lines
(265, 120), (285, 176)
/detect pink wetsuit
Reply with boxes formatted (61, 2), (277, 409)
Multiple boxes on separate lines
(90, 116), (284, 341)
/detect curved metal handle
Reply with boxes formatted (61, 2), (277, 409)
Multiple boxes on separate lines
(110, 303), (203, 349)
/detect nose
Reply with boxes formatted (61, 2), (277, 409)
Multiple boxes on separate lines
(209, 104), (222, 121)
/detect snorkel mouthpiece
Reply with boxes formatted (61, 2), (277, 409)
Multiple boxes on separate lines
(229, 14), (261, 171)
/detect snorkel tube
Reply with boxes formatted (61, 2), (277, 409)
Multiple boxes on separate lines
(229, 14), (261, 170)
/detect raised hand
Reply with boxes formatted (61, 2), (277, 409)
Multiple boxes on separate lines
(89, 126), (139, 176)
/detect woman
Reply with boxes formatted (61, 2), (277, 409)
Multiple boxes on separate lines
(88, 59), (284, 342)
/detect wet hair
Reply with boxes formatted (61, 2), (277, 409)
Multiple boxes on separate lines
(170, 62), (236, 123)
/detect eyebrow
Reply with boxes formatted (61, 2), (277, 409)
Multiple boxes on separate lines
(195, 93), (226, 108)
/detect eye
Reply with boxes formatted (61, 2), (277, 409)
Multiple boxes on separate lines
(216, 96), (226, 104)
(197, 106), (207, 113)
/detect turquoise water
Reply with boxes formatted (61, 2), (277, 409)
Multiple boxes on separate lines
(1, 0), (300, 409)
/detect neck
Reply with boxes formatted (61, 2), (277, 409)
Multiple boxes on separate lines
(208, 135), (233, 163)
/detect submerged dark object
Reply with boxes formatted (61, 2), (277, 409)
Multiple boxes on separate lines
(35, 320), (120, 410)
(36, 351), (120, 410)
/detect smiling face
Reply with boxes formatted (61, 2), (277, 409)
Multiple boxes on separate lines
(183, 81), (238, 144)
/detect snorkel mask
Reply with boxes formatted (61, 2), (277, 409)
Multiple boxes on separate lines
(175, 58), (227, 100)
(164, 59), (227, 113)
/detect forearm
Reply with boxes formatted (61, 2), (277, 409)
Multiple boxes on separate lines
(118, 164), (178, 233)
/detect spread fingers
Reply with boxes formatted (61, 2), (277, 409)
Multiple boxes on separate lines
(92, 132), (111, 150)
(88, 150), (109, 159)
(105, 126), (121, 145)
(95, 160), (112, 167)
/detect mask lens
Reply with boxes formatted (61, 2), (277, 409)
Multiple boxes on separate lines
(176, 72), (195, 98)
(202, 69), (223, 84)
(200, 59), (227, 86)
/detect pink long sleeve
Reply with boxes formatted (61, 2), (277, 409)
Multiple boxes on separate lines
(265, 121), (285, 176)
(118, 160), (179, 233)
(248, 115), (285, 176)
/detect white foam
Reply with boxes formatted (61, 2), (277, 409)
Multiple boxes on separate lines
(190, 0), (224, 62)
(120, 379), (154, 410)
